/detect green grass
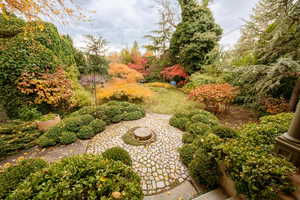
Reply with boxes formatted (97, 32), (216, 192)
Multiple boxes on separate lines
(142, 87), (203, 115)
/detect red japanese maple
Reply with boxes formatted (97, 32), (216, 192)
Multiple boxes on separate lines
(160, 64), (189, 81)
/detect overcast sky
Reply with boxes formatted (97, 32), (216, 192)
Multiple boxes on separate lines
(56, 0), (260, 52)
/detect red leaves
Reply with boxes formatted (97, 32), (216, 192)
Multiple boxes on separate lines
(160, 64), (189, 81)
(128, 63), (149, 76)
(189, 83), (238, 113)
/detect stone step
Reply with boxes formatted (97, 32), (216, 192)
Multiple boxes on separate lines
(193, 189), (228, 200)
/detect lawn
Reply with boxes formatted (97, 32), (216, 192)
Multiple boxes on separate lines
(142, 87), (203, 115)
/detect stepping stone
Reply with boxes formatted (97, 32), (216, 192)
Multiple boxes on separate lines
(134, 127), (153, 141)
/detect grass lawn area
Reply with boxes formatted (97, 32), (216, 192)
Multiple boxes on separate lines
(142, 87), (203, 115)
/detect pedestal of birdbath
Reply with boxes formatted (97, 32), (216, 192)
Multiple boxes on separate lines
(134, 127), (153, 141)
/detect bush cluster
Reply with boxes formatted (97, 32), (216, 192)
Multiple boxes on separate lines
(3, 155), (143, 199)
(102, 147), (132, 166)
(38, 101), (145, 147)
(169, 109), (219, 136)
(182, 73), (223, 93)
(0, 121), (42, 159)
(176, 112), (296, 199)
(0, 159), (48, 199)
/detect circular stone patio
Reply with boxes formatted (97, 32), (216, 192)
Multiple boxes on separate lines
(87, 113), (189, 196)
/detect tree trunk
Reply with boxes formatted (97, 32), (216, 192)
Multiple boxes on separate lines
(289, 79), (300, 112)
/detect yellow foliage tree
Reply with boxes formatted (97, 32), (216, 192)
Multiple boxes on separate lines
(97, 63), (152, 103)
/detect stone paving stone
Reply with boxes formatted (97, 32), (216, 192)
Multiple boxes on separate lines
(86, 113), (189, 195)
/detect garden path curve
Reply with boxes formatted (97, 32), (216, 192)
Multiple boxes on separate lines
(87, 113), (189, 196)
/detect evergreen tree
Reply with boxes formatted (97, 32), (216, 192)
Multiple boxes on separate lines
(169, 0), (222, 73)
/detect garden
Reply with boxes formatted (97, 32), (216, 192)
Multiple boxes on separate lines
(0, 0), (300, 199)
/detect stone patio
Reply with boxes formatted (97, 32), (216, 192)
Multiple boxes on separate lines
(87, 113), (189, 195)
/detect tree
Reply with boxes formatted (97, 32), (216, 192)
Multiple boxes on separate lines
(0, 0), (84, 22)
(84, 34), (108, 105)
(169, 0), (222, 73)
(144, 0), (179, 56)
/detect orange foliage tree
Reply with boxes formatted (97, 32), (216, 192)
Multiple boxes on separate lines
(97, 63), (152, 103)
(189, 83), (238, 113)
(260, 97), (289, 114)
(17, 68), (74, 109)
(1, 0), (84, 21)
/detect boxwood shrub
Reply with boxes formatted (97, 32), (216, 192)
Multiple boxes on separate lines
(102, 147), (133, 166)
(178, 112), (296, 199)
(77, 125), (96, 140)
(59, 131), (77, 145)
(6, 155), (143, 200)
(169, 109), (219, 134)
(89, 119), (106, 133)
(0, 158), (48, 199)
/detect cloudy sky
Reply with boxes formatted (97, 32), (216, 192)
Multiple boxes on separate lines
(56, 0), (260, 52)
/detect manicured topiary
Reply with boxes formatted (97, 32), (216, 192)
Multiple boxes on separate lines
(0, 158), (48, 199)
(7, 155), (143, 199)
(122, 111), (145, 121)
(77, 125), (95, 140)
(169, 117), (189, 131)
(188, 148), (219, 189)
(89, 119), (106, 133)
(182, 133), (195, 144)
(102, 147), (132, 166)
(37, 135), (57, 147)
(64, 114), (94, 133)
(42, 125), (64, 142)
(186, 122), (210, 136)
(211, 126), (239, 139)
(179, 144), (197, 166)
(59, 131), (77, 145)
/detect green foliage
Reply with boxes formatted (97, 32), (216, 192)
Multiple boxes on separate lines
(18, 107), (42, 121)
(102, 147), (132, 166)
(170, 0), (222, 73)
(178, 144), (197, 165)
(0, 122), (42, 159)
(37, 135), (56, 147)
(70, 101), (145, 125)
(182, 133), (195, 144)
(77, 125), (96, 140)
(7, 155), (143, 200)
(89, 119), (106, 133)
(211, 126), (239, 139)
(169, 109), (219, 133)
(186, 122), (210, 136)
(64, 114), (94, 132)
(0, 14), (90, 118)
(182, 73), (223, 93)
(59, 131), (77, 145)
(0, 159), (48, 199)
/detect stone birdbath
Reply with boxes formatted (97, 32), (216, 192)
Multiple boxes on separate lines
(133, 127), (153, 141)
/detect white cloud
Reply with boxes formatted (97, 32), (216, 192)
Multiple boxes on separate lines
(53, 0), (260, 51)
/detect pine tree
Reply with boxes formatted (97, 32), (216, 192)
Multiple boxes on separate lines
(169, 0), (222, 73)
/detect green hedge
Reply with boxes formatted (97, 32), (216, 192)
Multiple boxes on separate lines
(169, 109), (219, 135)
(5, 155), (143, 199)
(0, 158), (48, 199)
(102, 147), (132, 166)
(176, 112), (296, 199)
(38, 101), (145, 147)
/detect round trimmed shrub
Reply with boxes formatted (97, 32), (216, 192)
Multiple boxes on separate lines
(191, 113), (218, 126)
(122, 111), (145, 121)
(37, 135), (57, 147)
(182, 132), (195, 144)
(102, 147), (132, 166)
(77, 125), (95, 139)
(64, 114), (94, 133)
(89, 119), (106, 133)
(187, 122), (210, 136)
(169, 117), (189, 130)
(0, 158), (48, 199)
(188, 148), (219, 190)
(211, 126), (239, 139)
(43, 125), (63, 142)
(179, 144), (197, 166)
(59, 131), (77, 145)
(7, 155), (143, 200)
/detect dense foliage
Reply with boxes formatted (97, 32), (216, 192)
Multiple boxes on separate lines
(189, 83), (238, 113)
(5, 155), (143, 199)
(175, 111), (296, 199)
(169, 0), (222, 73)
(0, 121), (42, 159)
(102, 147), (133, 166)
(0, 158), (48, 199)
(160, 64), (188, 85)
(38, 101), (145, 147)
(0, 14), (90, 118)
